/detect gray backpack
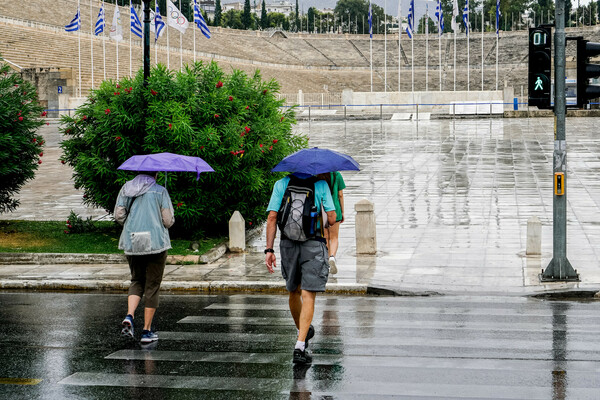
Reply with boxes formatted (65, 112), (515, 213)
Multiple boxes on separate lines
(276, 176), (321, 242)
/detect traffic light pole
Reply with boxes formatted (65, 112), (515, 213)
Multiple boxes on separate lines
(541, 0), (579, 281)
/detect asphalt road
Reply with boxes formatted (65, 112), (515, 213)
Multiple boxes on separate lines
(0, 291), (599, 399)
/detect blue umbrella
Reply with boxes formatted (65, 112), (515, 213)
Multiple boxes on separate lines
(271, 147), (360, 175)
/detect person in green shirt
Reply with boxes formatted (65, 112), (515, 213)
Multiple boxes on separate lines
(323, 171), (346, 274)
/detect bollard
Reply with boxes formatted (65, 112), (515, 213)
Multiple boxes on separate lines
(228, 211), (245, 252)
(526, 216), (542, 255)
(513, 97), (518, 111)
(308, 105), (311, 121)
(355, 199), (377, 254)
(380, 104), (383, 120)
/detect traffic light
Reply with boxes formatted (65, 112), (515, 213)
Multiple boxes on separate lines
(576, 38), (600, 108)
(528, 26), (552, 109)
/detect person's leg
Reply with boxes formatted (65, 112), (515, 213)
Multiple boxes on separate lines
(289, 285), (302, 330)
(122, 256), (145, 338)
(297, 289), (316, 342)
(328, 222), (340, 257)
(127, 295), (142, 317)
(142, 251), (167, 332)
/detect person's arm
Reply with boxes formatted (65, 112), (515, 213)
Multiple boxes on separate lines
(114, 189), (129, 226)
(265, 211), (278, 273)
(338, 189), (344, 223)
(161, 190), (175, 228)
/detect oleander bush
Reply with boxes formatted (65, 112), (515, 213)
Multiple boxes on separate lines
(60, 61), (306, 235)
(0, 61), (46, 214)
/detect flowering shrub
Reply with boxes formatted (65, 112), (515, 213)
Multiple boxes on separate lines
(60, 62), (306, 234)
(0, 61), (45, 214)
(64, 210), (97, 234)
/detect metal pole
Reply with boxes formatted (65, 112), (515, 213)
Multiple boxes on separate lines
(143, 0), (150, 87)
(541, 0), (579, 281)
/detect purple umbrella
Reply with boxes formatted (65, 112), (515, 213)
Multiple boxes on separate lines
(271, 147), (360, 175)
(118, 152), (214, 181)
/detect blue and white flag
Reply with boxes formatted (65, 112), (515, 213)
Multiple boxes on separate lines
(463, 0), (469, 35)
(65, 8), (80, 32)
(193, 0), (211, 38)
(95, 4), (105, 35)
(406, 0), (414, 38)
(154, 6), (166, 43)
(435, 0), (444, 36)
(130, 2), (143, 38)
(496, 0), (501, 35)
(368, 1), (373, 39)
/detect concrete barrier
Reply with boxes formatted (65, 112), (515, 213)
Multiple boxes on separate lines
(229, 211), (245, 252)
(355, 199), (377, 255)
(526, 216), (542, 256)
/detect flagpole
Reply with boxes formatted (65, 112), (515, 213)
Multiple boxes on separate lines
(411, 18), (414, 93)
(179, 0), (183, 71)
(167, 19), (170, 69)
(398, 2), (401, 93)
(426, 4), (429, 91)
(103, 1), (106, 81)
(193, 2), (196, 63)
(496, 25), (499, 90)
(90, 0), (94, 89)
(384, 0), (387, 92)
(78, 1), (81, 97)
(454, 32), (456, 91)
(467, 13), (470, 91)
(369, 1), (372, 92)
(481, 8), (484, 91)
(115, 4), (119, 80)
(439, 14), (442, 90)
(130, 0), (133, 77)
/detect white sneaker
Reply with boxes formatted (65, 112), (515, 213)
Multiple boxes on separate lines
(329, 256), (338, 275)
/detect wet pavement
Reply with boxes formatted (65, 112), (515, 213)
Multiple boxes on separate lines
(0, 292), (599, 399)
(2, 118), (600, 295)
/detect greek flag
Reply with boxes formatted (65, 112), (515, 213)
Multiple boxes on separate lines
(496, 0), (501, 35)
(406, 0), (414, 39)
(368, 2), (372, 39)
(463, 0), (469, 35)
(435, 0), (444, 36)
(193, 0), (211, 39)
(130, 3), (143, 38)
(95, 4), (105, 35)
(154, 6), (166, 43)
(65, 8), (80, 32)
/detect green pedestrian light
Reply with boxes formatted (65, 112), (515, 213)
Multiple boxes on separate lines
(528, 26), (552, 109)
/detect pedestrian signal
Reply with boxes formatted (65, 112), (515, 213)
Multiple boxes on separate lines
(528, 26), (552, 109)
(576, 38), (600, 108)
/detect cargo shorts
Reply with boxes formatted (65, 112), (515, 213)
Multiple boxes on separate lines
(280, 239), (330, 292)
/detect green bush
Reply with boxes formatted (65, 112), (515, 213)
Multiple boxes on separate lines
(0, 61), (46, 214)
(65, 210), (97, 234)
(60, 62), (306, 235)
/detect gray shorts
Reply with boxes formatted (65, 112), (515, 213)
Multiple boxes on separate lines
(280, 239), (329, 292)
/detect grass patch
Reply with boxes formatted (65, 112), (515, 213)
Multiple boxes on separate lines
(0, 220), (224, 255)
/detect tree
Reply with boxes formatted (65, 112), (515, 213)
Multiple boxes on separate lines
(260, 0), (268, 29)
(214, 0), (222, 26)
(307, 7), (315, 33)
(242, 0), (252, 29)
(222, 9), (244, 29)
(0, 61), (45, 214)
(334, 0), (387, 35)
(60, 62), (306, 235)
(295, 0), (300, 31)
(268, 12), (287, 28)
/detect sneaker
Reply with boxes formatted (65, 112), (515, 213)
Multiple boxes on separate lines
(140, 330), (158, 343)
(293, 348), (312, 364)
(120, 314), (134, 339)
(305, 325), (315, 349)
(329, 256), (338, 275)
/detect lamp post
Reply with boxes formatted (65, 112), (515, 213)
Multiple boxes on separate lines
(142, 0), (150, 87)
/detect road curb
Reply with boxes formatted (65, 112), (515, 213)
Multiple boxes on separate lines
(0, 279), (368, 295)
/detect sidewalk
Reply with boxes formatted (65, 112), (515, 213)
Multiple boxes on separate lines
(2, 119), (600, 297)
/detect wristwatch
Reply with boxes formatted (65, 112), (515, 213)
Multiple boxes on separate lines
(264, 248), (275, 254)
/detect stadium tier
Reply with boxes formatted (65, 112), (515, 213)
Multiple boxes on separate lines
(2, 0), (600, 98)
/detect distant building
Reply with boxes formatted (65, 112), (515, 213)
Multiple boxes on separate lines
(199, 0), (215, 20)
(222, 1), (294, 17)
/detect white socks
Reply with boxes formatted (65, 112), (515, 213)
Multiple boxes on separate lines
(295, 340), (306, 351)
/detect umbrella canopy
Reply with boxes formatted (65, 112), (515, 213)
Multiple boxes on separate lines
(117, 152), (214, 180)
(271, 147), (360, 175)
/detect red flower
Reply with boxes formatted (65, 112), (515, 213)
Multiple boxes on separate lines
(249, 222), (252, 225)
(280, 116), (285, 122)
(17, 112), (21, 116)
(116, 84), (121, 89)
(240, 132), (245, 137)
(263, 89), (268, 95)
(245, 126), (250, 133)
(64, 230), (69, 234)
(105, 109), (111, 115)
(14, 84), (18, 87)
(200, 146), (204, 150)
(259, 143), (263, 148)
(245, 105), (249, 110)
(269, 145), (273, 151)
(216, 81), (223, 88)
(82, 115), (87, 120)
(228, 96), (233, 101)
(39, 152), (43, 157)
(66, 220), (70, 224)
(114, 92), (120, 95)
(32, 138), (37, 143)
(151, 89), (157, 96)
(168, 123), (172, 129)
(61, 160), (65, 164)
(67, 224), (72, 229)
(273, 139), (278, 144)
(46, 122), (49, 126)
(39, 141), (44, 146)
(214, 114), (219, 118)
(18, 116), (23, 121)
(177, 202), (183, 208)
(38, 160), (42, 164)
(115, 136), (122, 141)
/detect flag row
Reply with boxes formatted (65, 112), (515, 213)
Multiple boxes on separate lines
(66, 0), (211, 42)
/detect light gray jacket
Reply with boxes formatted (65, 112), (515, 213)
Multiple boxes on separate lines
(114, 175), (175, 255)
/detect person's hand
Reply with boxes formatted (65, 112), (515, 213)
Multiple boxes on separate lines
(265, 252), (276, 274)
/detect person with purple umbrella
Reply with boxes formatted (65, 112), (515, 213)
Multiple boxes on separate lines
(114, 171), (175, 344)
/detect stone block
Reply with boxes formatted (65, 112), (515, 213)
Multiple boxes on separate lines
(229, 211), (245, 252)
(526, 216), (542, 256)
(355, 199), (376, 254)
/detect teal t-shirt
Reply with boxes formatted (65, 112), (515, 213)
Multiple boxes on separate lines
(330, 171), (346, 221)
(267, 176), (335, 213)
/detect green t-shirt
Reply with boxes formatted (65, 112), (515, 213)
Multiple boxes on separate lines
(330, 171), (346, 222)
